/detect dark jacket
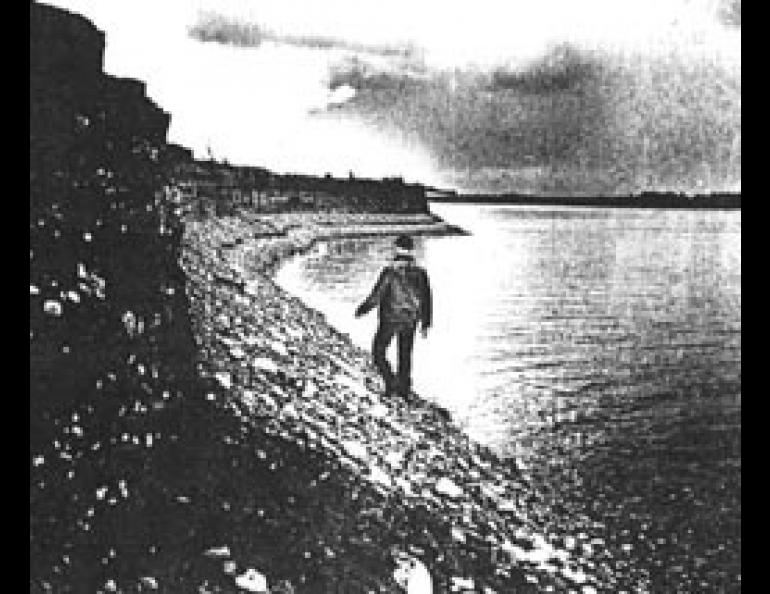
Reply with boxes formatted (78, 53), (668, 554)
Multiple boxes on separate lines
(356, 255), (432, 328)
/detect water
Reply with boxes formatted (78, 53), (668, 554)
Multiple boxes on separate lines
(275, 203), (741, 590)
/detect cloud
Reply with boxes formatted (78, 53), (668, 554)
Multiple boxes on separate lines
(188, 12), (265, 47)
(487, 44), (605, 94)
(189, 12), (416, 58)
(324, 42), (740, 193)
(327, 54), (430, 93)
(718, 0), (741, 28)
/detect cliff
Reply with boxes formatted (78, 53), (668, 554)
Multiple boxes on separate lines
(168, 160), (431, 219)
(30, 2), (229, 589)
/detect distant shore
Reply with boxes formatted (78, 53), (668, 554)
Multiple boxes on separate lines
(428, 193), (741, 210)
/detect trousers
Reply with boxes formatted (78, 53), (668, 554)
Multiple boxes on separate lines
(372, 319), (417, 394)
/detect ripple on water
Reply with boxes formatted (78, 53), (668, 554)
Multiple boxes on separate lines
(275, 205), (741, 591)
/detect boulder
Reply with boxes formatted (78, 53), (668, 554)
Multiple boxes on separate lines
(234, 568), (268, 593)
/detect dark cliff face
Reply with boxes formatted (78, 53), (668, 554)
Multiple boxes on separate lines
(30, 4), (227, 587)
(30, 0), (187, 420)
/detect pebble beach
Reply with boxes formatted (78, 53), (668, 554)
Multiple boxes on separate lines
(171, 210), (618, 592)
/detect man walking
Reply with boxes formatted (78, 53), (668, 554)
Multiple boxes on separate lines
(355, 235), (432, 398)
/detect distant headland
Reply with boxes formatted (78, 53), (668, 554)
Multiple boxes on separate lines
(424, 188), (741, 210)
(164, 152), (741, 218)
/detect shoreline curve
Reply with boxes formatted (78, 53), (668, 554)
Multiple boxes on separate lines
(178, 209), (609, 592)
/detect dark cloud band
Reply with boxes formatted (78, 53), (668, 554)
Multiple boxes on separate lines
(189, 12), (416, 58)
(325, 44), (740, 193)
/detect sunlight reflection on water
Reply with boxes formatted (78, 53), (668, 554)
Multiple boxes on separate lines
(274, 203), (741, 590)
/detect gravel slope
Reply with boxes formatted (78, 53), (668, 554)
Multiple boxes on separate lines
(174, 211), (606, 593)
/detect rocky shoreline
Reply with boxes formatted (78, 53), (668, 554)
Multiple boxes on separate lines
(30, 3), (604, 590)
(30, 206), (615, 593)
(176, 210), (605, 592)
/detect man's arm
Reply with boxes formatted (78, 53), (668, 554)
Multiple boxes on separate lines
(355, 269), (389, 317)
(420, 269), (432, 331)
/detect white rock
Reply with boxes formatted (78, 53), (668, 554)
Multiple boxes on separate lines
(451, 576), (475, 591)
(241, 390), (257, 408)
(435, 477), (463, 499)
(260, 394), (277, 409)
(384, 451), (405, 467)
(515, 545), (551, 565)
(342, 440), (368, 460)
(234, 568), (268, 592)
(393, 557), (433, 594)
(203, 545), (231, 558)
(451, 527), (466, 543)
(500, 539), (517, 558)
(369, 403), (389, 419)
(394, 477), (414, 496)
(244, 281), (261, 297)
(480, 483), (504, 501)
(32, 455), (45, 467)
(302, 381), (317, 399)
(561, 566), (588, 584)
(43, 300), (62, 316)
(139, 576), (158, 589)
(215, 372), (232, 390)
(252, 357), (279, 373)
(368, 464), (392, 488)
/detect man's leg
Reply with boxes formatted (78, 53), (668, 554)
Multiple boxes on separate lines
(396, 322), (417, 395)
(372, 321), (397, 393)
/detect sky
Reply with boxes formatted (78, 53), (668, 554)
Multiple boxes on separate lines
(44, 0), (740, 194)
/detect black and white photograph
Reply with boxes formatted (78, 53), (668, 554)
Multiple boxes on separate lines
(30, 0), (741, 591)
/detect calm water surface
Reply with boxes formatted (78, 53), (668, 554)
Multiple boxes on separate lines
(276, 203), (741, 591)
